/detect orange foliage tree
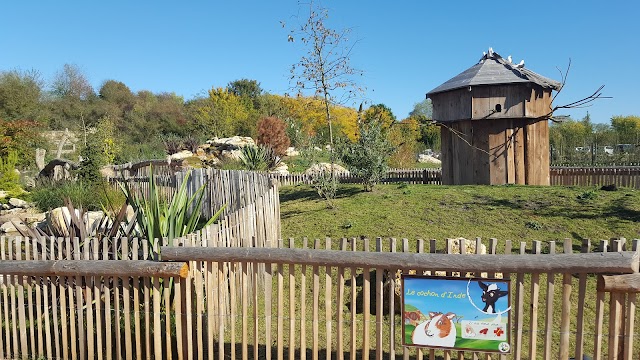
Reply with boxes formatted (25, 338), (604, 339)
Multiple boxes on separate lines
(256, 116), (291, 156)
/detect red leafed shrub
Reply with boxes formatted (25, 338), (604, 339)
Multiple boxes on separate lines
(256, 116), (290, 156)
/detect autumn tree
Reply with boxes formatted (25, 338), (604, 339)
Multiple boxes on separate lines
(363, 104), (396, 129)
(190, 88), (251, 138)
(256, 116), (291, 156)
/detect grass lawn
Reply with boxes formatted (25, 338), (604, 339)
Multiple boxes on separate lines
(277, 183), (640, 358)
(280, 183), (640, 246)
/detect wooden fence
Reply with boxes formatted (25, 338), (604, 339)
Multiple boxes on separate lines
(105, 159), (640, 189)
(109, 168), (279, 220)
(0, 235), (638, 359)
(273, 167), (640, 189)
(549, 166), (640, 188)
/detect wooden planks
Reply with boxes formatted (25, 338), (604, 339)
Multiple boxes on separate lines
(0, 233), (639, 360)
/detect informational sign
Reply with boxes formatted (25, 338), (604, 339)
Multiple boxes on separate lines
(402, 275), (511, 354)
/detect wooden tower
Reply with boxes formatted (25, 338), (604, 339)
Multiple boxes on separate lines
(427, 49), (561, 185)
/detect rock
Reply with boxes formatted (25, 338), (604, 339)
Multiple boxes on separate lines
(313, 146), (322, 151)
(271, 162), (289, 175)
(169, 150), (194, 160)
(46, 207), (109, 237)
(418, 154), (441, 165)
(9, 198), (29, 208)
(208, 136), (255, 149)
(24, 212), (46, 225)
(0, 208), (21, 215)
(0, 222), (16, 233)
(220, 149), (243, 161)
(304, 163), (349, 176)
(0, 191), (9, 199)
(0, 219), (25, 233)
(285, 147), (299, 157)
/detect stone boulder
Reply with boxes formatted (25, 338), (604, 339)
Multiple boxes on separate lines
(169, 150), (194, 161)
(207, 136), (255, 149)
(271, 162), (289, 175)
(417, 154), (441, 165)
(285, 147), (299, 157)
(0, 219), (21, 233)
(304, 163), (349, 176)
(205, 136), (256, 162)
(47, 207), (110, 237)
(9, 198), (29, 209)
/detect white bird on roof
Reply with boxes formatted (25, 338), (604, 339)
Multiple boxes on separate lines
(516, 60), (525, 68)
(507, 55), (513, 64)
(488, 47), (494, 57)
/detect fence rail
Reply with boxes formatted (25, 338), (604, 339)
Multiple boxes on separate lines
(1, 235), (638, 359)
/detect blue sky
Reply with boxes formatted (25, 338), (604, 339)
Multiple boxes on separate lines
(1, 1), (638, 124)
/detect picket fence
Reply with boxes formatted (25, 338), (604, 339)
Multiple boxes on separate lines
(0, 235), (638, 360)
(1, 169), (639, 359)
(273, 167), (640, 189)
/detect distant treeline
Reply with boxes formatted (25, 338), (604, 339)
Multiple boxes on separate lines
(0, 64), (439, 169)
(549, 114), (640, 165)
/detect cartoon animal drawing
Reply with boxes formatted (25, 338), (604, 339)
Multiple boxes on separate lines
(478, 281), (509, 313)
(411, 312), (457, 347)
(404, 310), (423, 326)
(464, 323), (476, 337)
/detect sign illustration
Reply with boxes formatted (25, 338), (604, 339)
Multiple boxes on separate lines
(402, 275), (511, 353)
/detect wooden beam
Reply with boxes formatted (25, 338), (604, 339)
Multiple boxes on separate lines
(0, 260), (188, 278)
(160, 247), (639, 274)
(598, 274), (640, 293)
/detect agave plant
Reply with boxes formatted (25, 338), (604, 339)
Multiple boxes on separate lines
(240, 145), (282, 171)
(119, 167), (225, 244)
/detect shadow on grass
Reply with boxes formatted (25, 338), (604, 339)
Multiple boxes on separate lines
(473, 193), (640, 223)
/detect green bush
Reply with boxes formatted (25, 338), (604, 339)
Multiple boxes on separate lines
(31, 179), (125, 212)
(338, 118), (393, 191)
(0, 151), (24, 198)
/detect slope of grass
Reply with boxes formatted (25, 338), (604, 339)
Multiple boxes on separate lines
(280, 183), (640, 245)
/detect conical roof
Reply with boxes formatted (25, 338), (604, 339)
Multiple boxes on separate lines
(427, 49), (562, 97)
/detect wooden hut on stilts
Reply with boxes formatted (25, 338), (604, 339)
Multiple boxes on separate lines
(427, 48), (562, 185)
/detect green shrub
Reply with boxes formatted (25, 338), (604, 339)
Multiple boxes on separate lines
(338, 118), (393, 191)
(0, 151), (23, 198)
(76, 143), (103, 184)
(577, 189), (598, 201)
(31, 179), (124, 212)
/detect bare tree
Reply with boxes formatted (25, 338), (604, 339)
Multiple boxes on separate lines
(287, 1), (364, 171)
